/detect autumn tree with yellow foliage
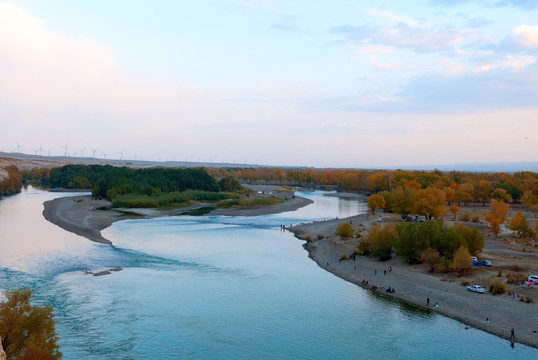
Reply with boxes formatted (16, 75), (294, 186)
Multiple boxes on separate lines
(451, 246), (472, 275)
(449, 204), (460, 221)
(483, 199), (509, 237)
(415, 188), (447, 220)
(509, 210), (530, 238)
(367, 194), (385, 215)
(0, 288), (61, 360)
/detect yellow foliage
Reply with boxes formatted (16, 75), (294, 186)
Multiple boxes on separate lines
(367, 194), (386, 214)
(449, 204), (460, 220)
(451, 246), (472, 275)
(509, 210), (529, 237)
(483, 199), (509, 237)
(415, 188), (447, 220)
(336, 222), (353, 240)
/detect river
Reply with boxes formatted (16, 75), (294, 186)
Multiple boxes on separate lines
(0, 187), (535, 359)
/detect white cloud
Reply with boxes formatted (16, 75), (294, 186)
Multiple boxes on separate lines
(439, 59), (465, 76)
(509, 24), (538, 50)
(352, 39), (395, 54)
(363, 8), (420, 27)
(333, 23), (479, 53)
(476, 54), (535, 72)
(502, 54), (536, 67)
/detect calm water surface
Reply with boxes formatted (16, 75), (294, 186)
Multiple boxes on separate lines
(0, 187), (535, 359)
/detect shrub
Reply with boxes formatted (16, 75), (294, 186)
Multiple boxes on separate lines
(304, 235), (312, 241)
(451, 246), (472, 275)
(436, 257), (451, 273)
(489, 280), (507, 295)
(358, 238), (374, 256)
(459, 213), (471, 222)
(316, 234), (324, 240)
(505, 264), (527, 272)
(421, 248), (440, 272)
(340, 254), (348, 261)
(497, 269), (502, 277)
(336, 223), (353, 240)
(520, 296), (533, 303)
(506, 272), (527, 284)
(471, 215), (480, 223)
(460, 280), (470, 286)
(0, 288), (61, 359)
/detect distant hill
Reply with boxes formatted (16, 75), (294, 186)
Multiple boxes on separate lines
(389, 162), (538, 173)
(1, 152), (537, 173)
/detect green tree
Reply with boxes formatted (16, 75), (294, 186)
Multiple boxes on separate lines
(454, 224), (484, 256)
(0, 288), (61, 360)
(366, 224), (396, 260)
(394, 222), (428, 263)
(335, 223), (353, 240)
(217, 176), (243, 192)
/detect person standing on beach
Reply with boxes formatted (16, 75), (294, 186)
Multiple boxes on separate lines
(427, 297), (430, 306)
(511, 328), (515, 338)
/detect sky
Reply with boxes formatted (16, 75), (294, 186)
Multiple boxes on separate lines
(0, 0), (537, 168)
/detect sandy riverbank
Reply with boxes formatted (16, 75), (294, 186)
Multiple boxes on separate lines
(289, 212), (538, 349)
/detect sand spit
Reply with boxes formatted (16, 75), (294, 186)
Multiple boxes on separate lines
(42, 189), (313, 244)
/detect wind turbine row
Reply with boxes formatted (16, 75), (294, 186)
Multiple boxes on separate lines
(5, 142), (142, 162)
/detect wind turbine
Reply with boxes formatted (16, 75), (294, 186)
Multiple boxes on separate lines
(14, 142), (23, 154)
(61, 144), (69, 157)
(79, 148), (84, 158)
(90, 148), (97, 160)
(118, 151), (123, 161)
(37, 145), (44, 156)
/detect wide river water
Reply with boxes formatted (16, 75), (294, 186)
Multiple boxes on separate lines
(0, 187), (536, 359)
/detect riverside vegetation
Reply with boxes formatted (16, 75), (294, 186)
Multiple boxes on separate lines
(0, 288), (61, 360)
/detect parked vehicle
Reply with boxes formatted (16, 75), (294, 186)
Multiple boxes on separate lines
(482, 260), (492, 266)
(467, 285), (485, 293)
(528, 275), (538, 282)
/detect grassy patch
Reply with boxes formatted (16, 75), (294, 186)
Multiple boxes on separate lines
(216, 196), (284, 208)
(112, 190), (236, 208)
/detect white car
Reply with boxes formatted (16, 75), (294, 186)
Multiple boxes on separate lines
(467, 285), (485, 293)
